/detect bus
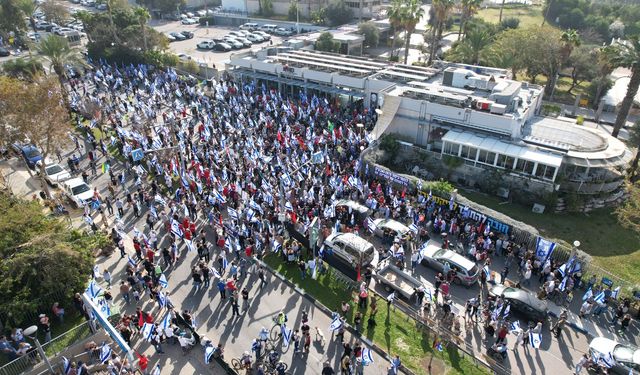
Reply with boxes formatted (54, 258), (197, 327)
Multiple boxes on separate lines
(64, 31), (81, 47)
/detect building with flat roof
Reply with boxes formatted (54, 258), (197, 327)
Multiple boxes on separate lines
(227, 47), (632, 200)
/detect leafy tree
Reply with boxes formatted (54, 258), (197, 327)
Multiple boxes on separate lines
(288, 1), (298, 22)
(0, 0), (29, 35)
(0, 192), (96, 327)
(315, 31), (339, 52)
(36, 34), (85, 106)
(458, 0), (482, 40)
(447, 25), (493, 65)
(41, 0), (69, 25)
(428, 0), (455, 64)
(2, 58), (43, 81)
(16, 0), (39, 33)
(261, 0), (274, 17)
(609, 19), (625, 39)
(310, 7), (326, 25)
(325, 0), (353, 27)
(500, 17), (520, 30)
(590, 45), (617, 109)
(133, 6), (151, 52)
(610, 38), (640, 138)
(565, 45), (596, 95)
(0, 77), (73, 197)
(616, 181), (640, 236)
(358, 21), (379, 48)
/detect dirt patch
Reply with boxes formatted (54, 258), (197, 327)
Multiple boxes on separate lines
(421, 354), (447, 374)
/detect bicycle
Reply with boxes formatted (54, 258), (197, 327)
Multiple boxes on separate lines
(269, 315), (286, 342)
(255, 339), (276, 362)
(230, 356), (252, 373)
(263, 361), (289, 375)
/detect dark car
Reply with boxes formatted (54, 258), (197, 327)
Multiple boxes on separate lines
(212, 42), (231, 52)
(180, 30), (194, 39)
(169, 32), (186, 41)
(14, 143), (42, 169)
(0, 47), (10, 57)
(489, 284), (548, 322)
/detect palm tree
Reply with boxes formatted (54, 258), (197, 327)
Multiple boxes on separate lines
(401, 0), (425, 65)
(610, 38), (640, 138)
(105, 0), (120, 43)
(134, 6), (151, 52)
(547, 29), (580, 99)
(387, 0), (404, 61)
(450, 27), (493, 65)
(36, 35), (85, 108)
(16, 0), (39, 32)
(628, 120), (640, 180)
(458, 0), (482, 40)
(498, 0), (506, 23)
(591, 45), (617, 109)
(428, 0), (455, 64)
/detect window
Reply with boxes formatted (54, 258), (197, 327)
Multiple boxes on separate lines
(477, 150), (496, 165)
(460, 145), (477, 161)
(496, 154), (515, 169)
(535, 164), (557, 181)
(516, 159), (535, 175)
(443, 142), (459, 156)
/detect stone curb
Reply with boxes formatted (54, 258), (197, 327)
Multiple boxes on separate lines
(254, 257), (414, 375)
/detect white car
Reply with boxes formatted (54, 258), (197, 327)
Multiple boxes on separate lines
(61, 177), (93, 207)
(253, 31), (271, 41)
(223, 38), (243, 49)
(274, 27), (292, 36)
(589, 337), (640, 374)
(177, 53), (192, 61)
(181, 18), (198, 25)
(246, 33), (264, 43)
(323, 232), (378, 269)
(372, 218), (411, 240)
(35, 160), (71, 186)
(54, 27), (75, 35)
(196, 10), (206, 17)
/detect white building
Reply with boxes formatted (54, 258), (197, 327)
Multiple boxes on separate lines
(227, 47), (632, 197)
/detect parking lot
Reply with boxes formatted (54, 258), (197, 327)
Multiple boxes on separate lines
(151, 20), (285, 69)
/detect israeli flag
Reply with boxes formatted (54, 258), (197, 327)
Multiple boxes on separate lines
(86, 280), (102, 299)
(502, 304), (511, 317)
(141, 322), (155, 342)
(150, 364), (161, 375)
(246, 208), (256, 222)
(249, 200), (263, 214)
(285, 201), (294, 211)
(227, 207), (238, 220)
(535, 237), (556, 263)
(594, 291), (606, 304)
(601, 353), (614, 368)
(62, 356), (71, 374)
(281, 173), (292, 187)
(409, 223), (418, 234)
(510, 320), (521, 333)
(159, 273), (168, 288)
(185, 238), (196, 252)
(611, 286), (621, 300)
(583, 287), (593, 301)
(559, 276), (568, 292)
(99, 344), (112, 363)
(213, 190), (226, 204)
(222, 256), (228, 270)
(366, 217), (377, 233)
(171, 220), (184, 238)
(272, 239), (282, 253)
(84, 215), (93, 226)
(157, 292), (167, 308)
(361, 347), (374, 365)
(160, 313), (171, 332)
(483, 265), (491, 279)
(435, 341), (444, 351)
(529, 332), (542, 349)
(282, 326), (293, 348)
(204, 346), (215, 364)
(329, 316), (343, 332)
(150, 205), (158, 219)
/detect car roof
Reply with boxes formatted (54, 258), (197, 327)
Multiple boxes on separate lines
(494, 286), (548, 312)
(373, 218), (409, 234)
(590, 337), (619, 355)
(432, 247), (476, 271)
(334, 199), (369, 214)
(64, 177), (87, 187)
(328, 233), (374, 253)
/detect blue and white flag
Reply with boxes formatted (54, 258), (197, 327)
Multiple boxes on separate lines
(86, 280), (102, 299)
(227, 207), (238, 220)
(535, 237), (556, 263)
(272, 239), (282, 253)
(559, 276), (568, 292)
(366, 217), (377, 233)
(213, 189), (226, 204)
(409, 223), (418, 234)
(128, 256), (137, 268)
(84, 215), (93, 226)
(62, 356), (72, 374)
(185, 238), (196, 252)
(601, 352), (614, 368)
(361, 347), (374, 365)
(510, 320), (521, 333)
(583, 287), (593, 301)
(435, 341), (444, 351)
(594, 291), (606, 304)
(611, 286), (621, 300)
(329, 316), (343, 332)
(98, 298), (111, 317)
(160, 313), (171, 332)
(141, 322), (155, 342)
(483, 265), (491, 279)
(502, 304), (511, 317)
(204, 346), (215, 364)
(99, 344), (112, 363)
(285, 201), (294, 211)
(222, 256), (228, 271)
(171, 220), (184, 238)
(150, 364), (161, 375)
(157, 292), (167, 308)
(281, 173), (292, 187)
(529, 332), (542, 349)
(282, 326), (293, 348)
(159, 273), (168, 288)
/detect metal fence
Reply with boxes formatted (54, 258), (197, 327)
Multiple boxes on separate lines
(0, 321), (93, 375)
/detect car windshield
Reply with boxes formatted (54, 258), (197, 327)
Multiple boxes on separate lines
(613, 344), (635, 362)
(25, 149), (40, 158)
(432, 248), (447, 258)
(362, 246), (374, 265)
(45, 165), (63, 175)
(469, 265), (479, 276)
(71, 184), (90, 195)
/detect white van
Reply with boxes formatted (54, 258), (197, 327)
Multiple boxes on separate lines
(240, 22), (259, 31)
(260, 24), (279, 34)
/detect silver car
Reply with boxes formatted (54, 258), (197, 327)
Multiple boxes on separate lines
(589, 337), (640, 375)
(419, 241), (480, 287)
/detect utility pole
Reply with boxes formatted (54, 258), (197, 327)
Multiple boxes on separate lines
(296, 0), (300, 34)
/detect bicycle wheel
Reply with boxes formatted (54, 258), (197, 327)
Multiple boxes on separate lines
(231, 358), (242, 370)
(264, 341), (276, 353)
(269, 324), (280, 342)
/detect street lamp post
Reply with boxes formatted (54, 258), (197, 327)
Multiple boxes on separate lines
(23, 325), (55, 374)
(296, 0), (300, 35)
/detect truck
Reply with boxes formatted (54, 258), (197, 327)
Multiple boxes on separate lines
(374, 260), (424, 301)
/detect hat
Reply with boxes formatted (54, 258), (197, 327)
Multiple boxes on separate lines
(39, 314), (46, 318)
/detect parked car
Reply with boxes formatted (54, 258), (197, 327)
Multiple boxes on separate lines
(61, 177), (93, 207)
(274, 27), (292, 36)
(234, 37), (252, 47)
(334, 199), (370, 224)
(197, 40), (216, 49)
(166, 33), (176, 42)
(253, 30), (271, 40)
(372, 218), (411, 241)
(35, 21), (51, 30)
(246, 33), (264, 43)
(169, 32), (187, 41)
(0, 47), (10, 57)
(177, 53), (192, 61)
(96, 3), (107, 10)
(196, 10), (207, 17)
(259, 24), (278, 34)
(323, 232), (378, 270)
(589, 337), (640, 375)
(181, 17), (198, 25)
(227, 31), (245, 38)
(489, 284), (548, 322)
(180, 30), (194, 39)
(27, 32), (41, 41)
(212, 42), (231, 52)
(35, 160), (71, 186)
(14, 143), (42, 169)
(240, 22), (259, 31)
(185, 11), (195, 18)
(223, 38), (243, 49)
(54, 27), (74, 35)
(419, 241), (480, 287)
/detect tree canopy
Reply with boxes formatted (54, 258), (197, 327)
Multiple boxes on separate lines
(315, 31), (339, 53)
(0, 192), (98, 326)
(358, 21), (380, 48)
(325, 0), (353, 27)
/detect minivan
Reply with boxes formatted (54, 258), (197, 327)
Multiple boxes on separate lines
(323, 232), (378, 271)
(240, 22), (259, 31)
(260, 24), (278, 34)
(334, 199), (371, 223)
(419, 241), (480, 287)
